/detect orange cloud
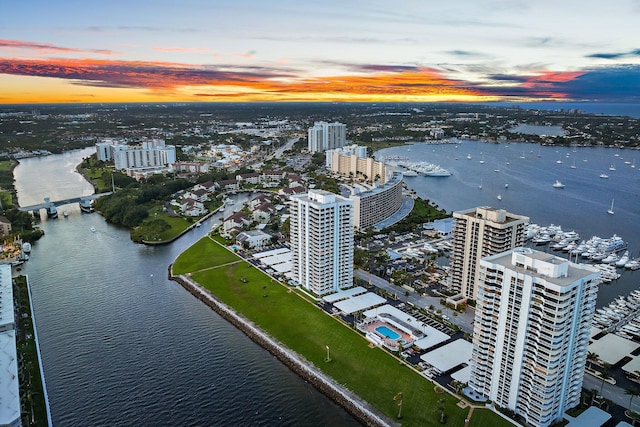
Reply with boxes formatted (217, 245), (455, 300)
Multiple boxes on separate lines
(0, 56), (591, 103)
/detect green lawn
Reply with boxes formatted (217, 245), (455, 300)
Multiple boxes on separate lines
(174, 237), (512, 427)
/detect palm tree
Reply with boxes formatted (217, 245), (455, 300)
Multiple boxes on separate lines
(626, 387), (640, 414)
(599, 363), (613, 396)
(394, 392), (403, 419)
(587, 352), (600, 369)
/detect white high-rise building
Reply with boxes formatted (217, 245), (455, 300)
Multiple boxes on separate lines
(96, 138), (176, 170)
(469, 248), (599, 427)
(308, 121), (346, 152)
(289, 190), (354, 295)
(451, 206), (529, 300)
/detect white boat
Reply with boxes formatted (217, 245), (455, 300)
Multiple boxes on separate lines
(402, 170), (418, 177)
(556, 159), (563, 164)
(571, 159), (576, 169)
(479, 154), (485, 164)
(625, 260), (640, 270)
(607, 199), (615, 215)
(616, 251), (630, 268)
(600, 173), (609, 179)
(497, 194), (502, 201)
(609, 164), (616, 171)
(467, 154), (472, 160)
(505, 183), (509, 188)
(478, 180), (483, 190)
(552, 180), (565, 188)
(22, 242), (32, 253)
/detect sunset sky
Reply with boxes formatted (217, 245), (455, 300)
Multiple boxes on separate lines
(1, 0), (640, 104)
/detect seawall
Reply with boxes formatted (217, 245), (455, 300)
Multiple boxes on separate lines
(169, 269), (397, 427)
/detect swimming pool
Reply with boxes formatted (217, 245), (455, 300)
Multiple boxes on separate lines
(376, 325), (400, 340)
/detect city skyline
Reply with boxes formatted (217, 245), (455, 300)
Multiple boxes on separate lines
(1, 1), (640, 104)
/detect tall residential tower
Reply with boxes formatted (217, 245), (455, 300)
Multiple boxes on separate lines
(450, 206), (529, 300)
(469, 248), (599, 427)
(289, 190), (354, 295)
(308, 121), (346, 152)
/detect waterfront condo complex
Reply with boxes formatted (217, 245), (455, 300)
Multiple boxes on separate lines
(469, 248), (599, 427)
(289, 190), (354, 295)
(450, 206), (529, 300)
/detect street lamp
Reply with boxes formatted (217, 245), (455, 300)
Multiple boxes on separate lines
(325, 345), (331, 362)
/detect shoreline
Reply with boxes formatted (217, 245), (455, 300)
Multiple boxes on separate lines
(25, 275), (53, 427)
(169, 267), (397, 427)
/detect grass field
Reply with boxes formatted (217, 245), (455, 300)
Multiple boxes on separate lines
(173, 237), (512, 427)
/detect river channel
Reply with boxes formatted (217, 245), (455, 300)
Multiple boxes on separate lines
(16, 148), (358, 426)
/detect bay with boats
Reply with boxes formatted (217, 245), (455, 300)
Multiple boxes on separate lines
(376, 139), (640, 308)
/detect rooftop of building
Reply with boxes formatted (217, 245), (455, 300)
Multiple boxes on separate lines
(453, 206), (529, 225)
(483, 247), (600, 287)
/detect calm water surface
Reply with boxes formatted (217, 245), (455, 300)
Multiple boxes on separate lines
(377, 141), (640, 306)
(16, 148), (358, 427)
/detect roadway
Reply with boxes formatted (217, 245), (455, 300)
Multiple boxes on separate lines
(18, 192), (112, 211)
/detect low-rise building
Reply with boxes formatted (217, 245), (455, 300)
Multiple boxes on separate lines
(0, 216), (11, 237)
(236, 230), (272, 249)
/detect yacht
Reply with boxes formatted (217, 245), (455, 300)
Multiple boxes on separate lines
(552, 180), (565, 188)
(497, 194), (502, 201)
(616, 251), (630, 268)
(600, 173), (609, 179)
(467, 154), (472, 160)
(504, 183), (509, 189)
(625, 260), (640, 270)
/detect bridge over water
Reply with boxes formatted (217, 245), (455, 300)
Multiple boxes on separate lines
(18, 192), (112, 217)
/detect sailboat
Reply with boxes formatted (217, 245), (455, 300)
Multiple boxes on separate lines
(478, 179), (483, 190)
(609, 163), (616, 171)
(570, 159), (576, 169)
(607, 199), (615, 215)
(479, 153), (485, 164)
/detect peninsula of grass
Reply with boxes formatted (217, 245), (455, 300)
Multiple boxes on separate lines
(173, 237), (512, 427)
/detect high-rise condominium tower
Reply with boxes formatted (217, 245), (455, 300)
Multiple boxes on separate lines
(451, 206), (529, 300)
(469, 248), (599, 427)
(289, 190), (354, 295)
(308, 121), (346, 152)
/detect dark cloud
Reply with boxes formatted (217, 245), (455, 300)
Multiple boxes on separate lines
(0, 39), (117, 55)
(586, 49), (640, 59)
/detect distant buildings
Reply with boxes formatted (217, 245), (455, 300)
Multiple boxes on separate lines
(95, 138), (176, 171)
(289, 190), (354, 295)
(469, 248), (599, 427)
(325, 146), (385, 184)
(450, 206), (529, 300)
(308, 121), (346, 152)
